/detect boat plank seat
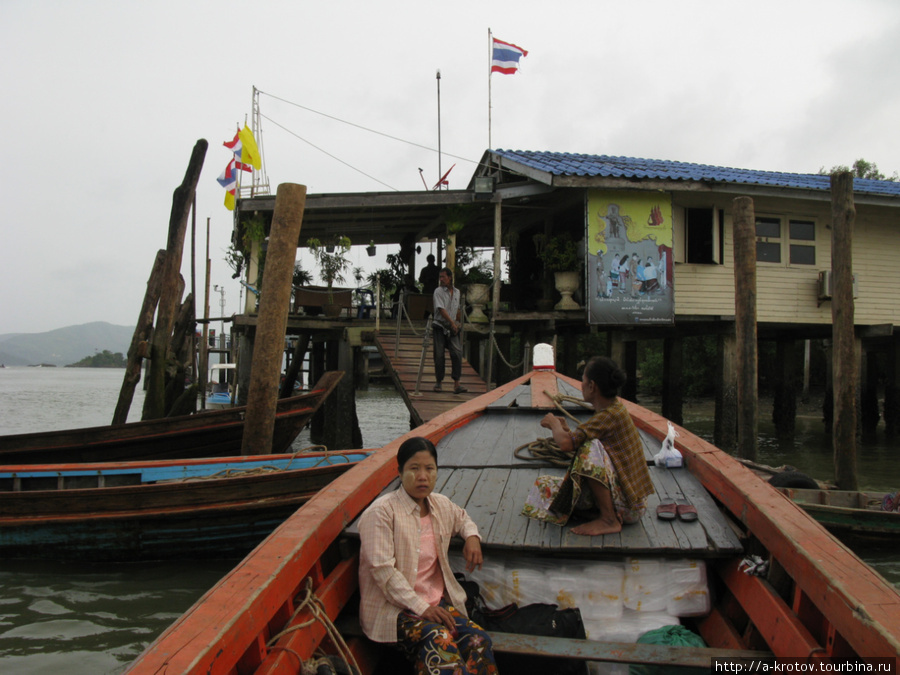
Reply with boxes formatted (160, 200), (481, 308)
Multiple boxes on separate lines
(346, 406), (743, 557)
(335, 616), (771, 668)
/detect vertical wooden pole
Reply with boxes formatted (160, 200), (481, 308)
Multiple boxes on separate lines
(241, 183), (307, 456)
(831, 171), (858, 490)
(715, 332), (738, 451)
(732, 196), (758, 461)
(142, 140), (208, 420)
(199, 217), (211, 410)
(772, 339), (797, 440)
(112, 249), (167, 425)
(662, 336), (683, 425)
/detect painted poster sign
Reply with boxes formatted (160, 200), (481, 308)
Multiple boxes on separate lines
(587, 190), (674, 325)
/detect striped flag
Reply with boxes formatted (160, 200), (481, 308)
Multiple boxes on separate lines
(491, 37), (528, 75)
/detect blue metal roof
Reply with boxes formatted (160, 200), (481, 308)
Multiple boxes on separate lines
(493, 150), (900, 198)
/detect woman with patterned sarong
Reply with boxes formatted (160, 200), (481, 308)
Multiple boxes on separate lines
(358, 437), (497, 675)
(522, 357), (655, 536)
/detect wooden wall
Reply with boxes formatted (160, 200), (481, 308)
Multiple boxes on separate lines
(669, 193), (899, 327)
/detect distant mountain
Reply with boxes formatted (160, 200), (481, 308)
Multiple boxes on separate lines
(0, 322), (133, 367)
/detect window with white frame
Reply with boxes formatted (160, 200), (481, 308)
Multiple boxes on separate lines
(755, 216), (816, 265)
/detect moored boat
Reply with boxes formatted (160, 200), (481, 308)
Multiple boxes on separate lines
(0, 448), (370, 562)
(775, 486), (900, 544)
(0, 371), (342, 464)
(125, 352), (900, 673)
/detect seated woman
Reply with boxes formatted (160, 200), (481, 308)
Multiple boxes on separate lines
(358, 436), (497, 675)
(523, 356), (655, 536)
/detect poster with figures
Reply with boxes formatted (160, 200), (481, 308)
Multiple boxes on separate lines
(587, 189), (674, 325)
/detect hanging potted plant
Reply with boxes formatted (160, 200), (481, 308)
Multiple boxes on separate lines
(307, 235), (352, 318)
(366, 240), (377, 257)
(536, 233), (581, 310)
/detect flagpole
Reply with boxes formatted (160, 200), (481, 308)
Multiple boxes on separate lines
(436, 69), (442, 190)
(488, 27), (492, 150)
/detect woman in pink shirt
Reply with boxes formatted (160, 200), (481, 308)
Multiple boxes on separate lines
(358, 436), (497, 674)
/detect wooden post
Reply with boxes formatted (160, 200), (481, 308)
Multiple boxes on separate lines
(142, 140), (208, 420)
(199, 217), (211, 410)
(831, 171), (858, 490)
(732, 196), (758, 461)
(112, 249), (167, 425)
(661, 336), (684, 425)
(715, 332), (738, 451)
(772, 339), (797, 440)
(241, 183), (307, 456)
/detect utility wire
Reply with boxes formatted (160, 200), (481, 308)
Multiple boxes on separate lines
(261, 113), (399, 192)
(258, 89), (479, 165)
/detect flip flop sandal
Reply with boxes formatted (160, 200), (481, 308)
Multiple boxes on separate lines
(656, 499), (677, 520)
(676, 500), (698, 522)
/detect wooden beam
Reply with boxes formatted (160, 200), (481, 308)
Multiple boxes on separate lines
(830, 171), (858, 490)
(732, 196), (758, 461)
(242, 183), (307, 455)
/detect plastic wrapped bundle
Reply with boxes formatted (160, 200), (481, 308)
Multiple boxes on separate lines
(578, 562), (625, 619)
(623, 559), (669, 612)
(666, 559), (710, 617)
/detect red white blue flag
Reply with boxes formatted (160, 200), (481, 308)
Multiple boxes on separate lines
(491, 38), (528, 75)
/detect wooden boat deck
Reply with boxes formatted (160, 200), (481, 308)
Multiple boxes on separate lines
(349, 378), (743, 558)
(374, 328), (488, 426)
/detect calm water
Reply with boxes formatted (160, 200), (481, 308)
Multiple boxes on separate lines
(0, 367), (897, 673)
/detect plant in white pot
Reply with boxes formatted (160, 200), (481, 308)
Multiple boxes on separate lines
(537, 233), (581, 310)
(307, 235), (352, 317)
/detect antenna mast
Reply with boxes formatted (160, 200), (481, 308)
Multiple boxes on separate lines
(250, 86), (271, 197)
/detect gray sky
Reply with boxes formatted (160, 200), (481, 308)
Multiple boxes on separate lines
(3, 0), (899, 334)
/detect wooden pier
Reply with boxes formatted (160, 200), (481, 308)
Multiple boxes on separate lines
(375, 328), (487, 426)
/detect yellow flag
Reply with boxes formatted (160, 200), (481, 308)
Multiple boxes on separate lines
(224, 190), (235, 211)
(238, 124), (262, 170)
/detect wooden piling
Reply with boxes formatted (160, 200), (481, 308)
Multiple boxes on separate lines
(241, 183), (307, 456)
(112, 249), (167, 425)
(142, 140), (208, 420)
(715, 333), (738, 451)
(732, 196), (758, 461)
(830, 171), (858, 490)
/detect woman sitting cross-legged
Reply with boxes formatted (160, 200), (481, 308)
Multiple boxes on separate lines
(523, 356), (656, 536)
(358, 436), (498, 675)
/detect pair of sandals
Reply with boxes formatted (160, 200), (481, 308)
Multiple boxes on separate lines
(657, 499), (698, 522)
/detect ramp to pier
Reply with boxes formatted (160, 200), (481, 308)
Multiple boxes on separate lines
(374, 328), (487, 426)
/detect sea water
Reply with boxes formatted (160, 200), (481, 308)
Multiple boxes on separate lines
(0, 367), (897, 673)
(0, 367), (410, 674)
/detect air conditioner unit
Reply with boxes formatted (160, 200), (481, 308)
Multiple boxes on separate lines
(817, 270), (858, 300)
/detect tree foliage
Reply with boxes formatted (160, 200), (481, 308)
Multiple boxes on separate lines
(67, 350), (127, 368)
(818, 158), (897, 181)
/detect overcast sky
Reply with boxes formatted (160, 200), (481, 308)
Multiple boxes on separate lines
(3, 0), (899, 335)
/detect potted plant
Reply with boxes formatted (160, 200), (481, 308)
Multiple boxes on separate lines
(307, 235), (352, 318)
(458, 253), (494, 323)
(536, 233), (581, 310)
(366, 240), (377, 257)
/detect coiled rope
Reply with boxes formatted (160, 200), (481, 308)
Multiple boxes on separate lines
(266, 577), (361, 675)
(512, 392), (592, 467)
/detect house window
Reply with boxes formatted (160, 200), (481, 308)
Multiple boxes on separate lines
(789, 219), (815, 265)
(755, 216), (816, 265)
(685, 207), (723, 264)
(755, 217), (782, 263)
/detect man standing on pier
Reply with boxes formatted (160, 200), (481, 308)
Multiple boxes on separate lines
(432, 268), (467, 394)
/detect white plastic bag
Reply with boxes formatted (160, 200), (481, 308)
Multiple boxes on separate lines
(653, 421), (682, 467)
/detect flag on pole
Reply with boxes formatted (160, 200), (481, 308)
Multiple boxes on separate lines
(237, 124), (262, 170)
(491, 37), (528, 75)
(217, 159), (238, 211)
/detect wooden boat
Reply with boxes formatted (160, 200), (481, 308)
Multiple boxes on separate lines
(0, 371), (342, 464)
(775, 486), (900, 544)
(738, 459), (900, 544)
(0, 449), (370, 562)
(125, 359), (900, 674)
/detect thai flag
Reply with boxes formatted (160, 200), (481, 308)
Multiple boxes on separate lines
(491, 37), (528, 75)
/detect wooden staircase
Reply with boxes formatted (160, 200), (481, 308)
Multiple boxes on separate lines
(374, 328), (487, 426)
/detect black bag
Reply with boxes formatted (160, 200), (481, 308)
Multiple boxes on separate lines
(455, 575), (589, 675)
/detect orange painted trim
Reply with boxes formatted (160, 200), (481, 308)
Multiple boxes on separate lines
(125, 372), (536, 675)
